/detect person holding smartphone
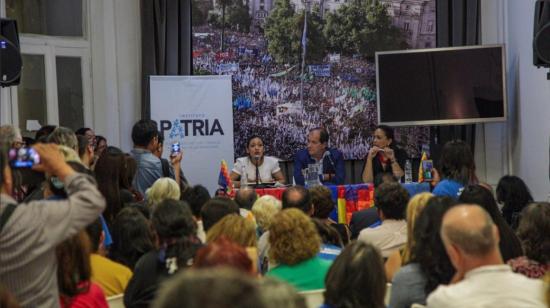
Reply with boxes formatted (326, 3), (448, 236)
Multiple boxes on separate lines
(362, 125), (406, 183)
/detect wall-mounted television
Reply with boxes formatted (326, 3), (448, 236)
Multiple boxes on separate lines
(376, 45), (507, 126)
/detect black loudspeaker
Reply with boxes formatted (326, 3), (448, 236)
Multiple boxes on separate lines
(534, 0), (550, 67)
(0, 18), (22, 87)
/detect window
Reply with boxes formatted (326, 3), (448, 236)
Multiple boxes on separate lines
(3, 0), (92, 133)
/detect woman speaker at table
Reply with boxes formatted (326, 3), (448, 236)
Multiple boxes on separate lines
(362, 125), (406, 183)
(230, 135), (286, 187)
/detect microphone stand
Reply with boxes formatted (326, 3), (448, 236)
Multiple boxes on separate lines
(254, 156), (260, 186)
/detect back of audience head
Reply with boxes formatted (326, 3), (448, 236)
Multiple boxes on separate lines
(257, 277), (306, 308)
(146, 177), (180, 209)
(0, 125), (23, 149)
(132, 119), (158, 149)
(194, 237), (254, 274)
(496, 175), (534, 229)
(374, 182), (409, 220)
(181, 184), (211, 218)
(35, 125), (56, 142)
(269, 208), (320, 265)
(152, 199), (198, 272)
(85, 218), (103, 254)
(94, 149), (126, 223)
(55, 231), (92, 304)
(252, 195), (282, 232)
(110, 207), (154, 269)
(311, 218), (343, 248)
(201, 196), (240, 232)
(441, 205), (499, 263)
(310, 185), (334, 219)
(47, 126), (78, 152)
(516, 202), (550, 265)
(373, 172), (397, 188)
(235, 187), (258, 210)
(76, 135), (94, 167)
(458, 184), (523, 261)
(438, 139), (476, 185)
(152, 267), (265, 308)
(411, 196), (457, 294)
(206, 214), (256, 247)
(324, 241), (386, 308)
(402, 192), (433, 263)
(282, 185), (312, 215)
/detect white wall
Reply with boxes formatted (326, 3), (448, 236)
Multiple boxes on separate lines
(90, 0), (141, 152)
(481, 0), (550, 201)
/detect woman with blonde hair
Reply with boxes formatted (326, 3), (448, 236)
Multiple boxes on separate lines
(206, 214), (257, 247)
(145, 177), (180, 208)
(266, 208), (332, 291)
(385, 192), (433, 281)
(252, 195), (282, 273)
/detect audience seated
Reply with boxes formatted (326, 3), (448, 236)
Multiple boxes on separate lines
(358, 182), (409, 258)
(235, 187), (258, 220)
(194, 237), (255, 274)
(94, 148), (129, 223)
(201, 196), (240, 232)
(349, 172), (397, 239)
(257, 277), (307, 308)
(311, 218), (343, 261)
(252, 195), (283, 272)
(56, 231), (108, 308)
(109, 207), (154, 270)
(324, 241), (386, 308)
(152, 268), (266, 308)
(427, 205), (546, 307)
(266, 209), (332, 291)
(145, 177), (181, 209)
(310, 185), (350, 245)
(432, 140), (477, 199)
(85, 219), (132, 296)
(0, 142), (106, 307)
(385, 192), (433, 281)
(508, 202), (550, 279)
(458, 185), (523, 262)
(124, 199), (201, 307)
(496, 175), (534, 229)
(181, 184), (211, 242)
(206, 214), (257, 248)
(282, 185), (314, 215)
(390, 196), (457, 308)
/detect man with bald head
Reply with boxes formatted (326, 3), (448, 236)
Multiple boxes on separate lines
(427, 205), (545, 308)
(282, 185), (313, 216)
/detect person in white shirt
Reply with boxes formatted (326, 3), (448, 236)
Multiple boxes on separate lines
(358, 182), (409, 258)
(427, 205), (545, 308)
(231, 135), (285, 187)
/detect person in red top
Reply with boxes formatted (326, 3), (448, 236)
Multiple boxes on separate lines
(56, 231), (108, 308)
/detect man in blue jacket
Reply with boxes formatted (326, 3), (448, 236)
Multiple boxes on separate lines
(293, 128), (345, 186)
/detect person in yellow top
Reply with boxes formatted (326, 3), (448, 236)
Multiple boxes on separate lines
(86, 219), (133, 297)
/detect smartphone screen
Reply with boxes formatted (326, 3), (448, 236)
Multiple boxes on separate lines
(171, 142), (181, 157)
(422, 160), (434, 181)
(8, 147), (40, 168)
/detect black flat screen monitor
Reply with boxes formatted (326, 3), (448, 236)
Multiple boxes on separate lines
(376, 45), (507, 126)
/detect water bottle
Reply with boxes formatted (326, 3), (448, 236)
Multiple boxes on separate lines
(241, 164), (248, 188)
(404, 159), (413, 184)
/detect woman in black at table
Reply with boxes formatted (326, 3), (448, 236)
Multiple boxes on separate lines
(362, 125), (406, 183)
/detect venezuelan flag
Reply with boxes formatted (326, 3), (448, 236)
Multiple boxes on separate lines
(218, 160), (233, 195)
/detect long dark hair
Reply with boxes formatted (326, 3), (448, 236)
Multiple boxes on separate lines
(324, 242), (386, 308)
(516, 202), (550, 264)
(94, 149), (126, 224)
(152, 199), (199, 274)
(411, 196), (457, 295)
(56, 231), (92, 306)
(109, 207), (154, 269)
(438, 140), (476, 185)
(458, 185), (523, 262)
(496, 175), (534, 229)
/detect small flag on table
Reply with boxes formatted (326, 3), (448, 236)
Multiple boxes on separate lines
(218, 160), (233, 196)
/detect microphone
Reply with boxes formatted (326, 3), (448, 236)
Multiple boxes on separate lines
(253, 155), (261, 185)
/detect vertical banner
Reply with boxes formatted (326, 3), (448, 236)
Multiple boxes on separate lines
(150, 75), (234, 195)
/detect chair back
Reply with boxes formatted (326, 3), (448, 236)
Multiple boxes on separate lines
(299, 289), (325, 308)
(107, 294), (124, 308)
